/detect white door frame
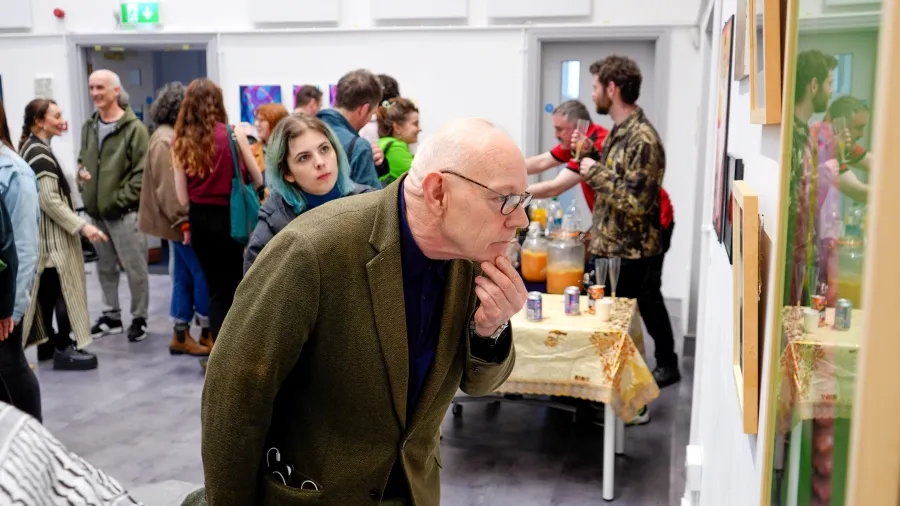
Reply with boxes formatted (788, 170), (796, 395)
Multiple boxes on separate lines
(65, 32), (219, 155)
(522, 27), (674, 158)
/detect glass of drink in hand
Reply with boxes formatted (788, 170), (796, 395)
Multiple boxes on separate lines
(574, 119), (590, 158)
(833, 117), (848, 164)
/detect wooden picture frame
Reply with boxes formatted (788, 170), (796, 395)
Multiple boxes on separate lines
(712, 16), (735, 243)
(749, 0), (784, 124)
(732, 180), (759, 434)
(735, 0), (751, 81)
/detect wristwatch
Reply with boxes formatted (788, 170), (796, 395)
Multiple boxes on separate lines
(470, 320), (509, 344)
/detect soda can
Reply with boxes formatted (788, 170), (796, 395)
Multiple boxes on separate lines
(810, 295), (827, 326)
(526, 292), (543, 321)
(834, 298), (852, 331)
(564, 286), (581, 316)
(587, 285), (604, 315)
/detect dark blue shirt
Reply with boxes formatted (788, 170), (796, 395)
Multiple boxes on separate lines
(398, 184), (448, 417)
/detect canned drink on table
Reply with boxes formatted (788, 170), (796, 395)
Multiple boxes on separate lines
(564, 286), (581, 316)
(834, 299), (852, 330)
(810, 295), (827, 326)
(526, 292), (543, 321)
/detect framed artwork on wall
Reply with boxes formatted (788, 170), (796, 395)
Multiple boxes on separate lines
(732, 180), (759, 434)
(735, 0), (751, 80)
(239, 85), (282, 123)
(712, 15), (735, 243)
(723, 156), (745, 263)
(749, 0), (784, 124)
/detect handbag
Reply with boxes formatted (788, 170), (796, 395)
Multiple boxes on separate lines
(226, 124), (260, 245)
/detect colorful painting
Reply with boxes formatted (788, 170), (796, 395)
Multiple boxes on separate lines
(712, 16), (735, 243)
(329, 84), (338, 107)
(240, 85), (282, 123)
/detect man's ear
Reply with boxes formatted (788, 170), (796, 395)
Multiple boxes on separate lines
(420, 172), (448, 216)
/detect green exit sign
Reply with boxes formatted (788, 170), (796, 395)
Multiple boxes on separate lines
(120, 2), (160, 25)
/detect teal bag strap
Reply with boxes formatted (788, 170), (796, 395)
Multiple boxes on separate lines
(225, 124), (241, 182)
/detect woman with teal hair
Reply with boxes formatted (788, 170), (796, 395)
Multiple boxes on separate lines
(244, 113), (376, 273)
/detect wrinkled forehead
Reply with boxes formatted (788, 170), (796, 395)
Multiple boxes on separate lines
(552, 114), (574, 129)
(467, 144), (527, 195)
(89, 73), (114, 87)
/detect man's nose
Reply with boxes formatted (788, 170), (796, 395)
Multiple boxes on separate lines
(508, 204), (529, 229)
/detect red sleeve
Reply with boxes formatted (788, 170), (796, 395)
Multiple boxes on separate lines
(592, 127), (609, 152)
(660, 188), (674, 228)
(550, 144), (571, 163)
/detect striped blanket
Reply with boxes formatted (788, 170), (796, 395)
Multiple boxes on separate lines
(0, 402), (143, 505)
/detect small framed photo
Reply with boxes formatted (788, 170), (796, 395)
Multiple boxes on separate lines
(732, 180), (759, 434)
(723, 156), (745, 264)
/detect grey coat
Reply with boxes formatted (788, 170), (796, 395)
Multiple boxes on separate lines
(243, 185), (375, 274)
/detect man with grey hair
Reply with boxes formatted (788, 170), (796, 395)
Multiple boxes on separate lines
(77, 69), (150, 343)
(197, 118), (529, 505)
(525, 99), (608, 212)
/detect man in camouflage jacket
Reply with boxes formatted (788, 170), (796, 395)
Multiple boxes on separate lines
(579, 55), (680, 388)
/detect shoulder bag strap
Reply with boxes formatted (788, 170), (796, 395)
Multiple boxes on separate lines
(225, 124), (242, 182)
(346, 136), (359, 161)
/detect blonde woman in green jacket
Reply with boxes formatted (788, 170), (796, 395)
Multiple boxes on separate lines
(375, 98), (421, 185)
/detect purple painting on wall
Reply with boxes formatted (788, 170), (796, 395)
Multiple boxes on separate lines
(329, 84), (337, 108)
(239, 85), (282, 123)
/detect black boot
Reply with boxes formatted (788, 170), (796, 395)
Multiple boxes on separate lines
(53, 345), (99, 371)
(37, 341), (55, 362)
(652, 364), (681, 388)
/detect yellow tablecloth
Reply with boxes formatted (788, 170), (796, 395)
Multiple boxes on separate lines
(777, 306), (862, 434)
(496, 295), (659, 420)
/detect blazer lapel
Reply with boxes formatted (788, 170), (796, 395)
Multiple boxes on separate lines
(366, 181), (410, 428)
(408, 259), (472, 431)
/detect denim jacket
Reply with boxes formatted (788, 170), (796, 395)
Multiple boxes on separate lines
(0, 145), (39, 323)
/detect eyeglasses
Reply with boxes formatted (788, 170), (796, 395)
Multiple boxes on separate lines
(441, 170), (532, 216)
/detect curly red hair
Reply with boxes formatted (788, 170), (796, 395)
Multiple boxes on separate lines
(172, 78), (228, 178)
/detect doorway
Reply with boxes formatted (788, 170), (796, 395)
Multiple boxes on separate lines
(535, 38), (658, 229)
(84, 47), (207, 130)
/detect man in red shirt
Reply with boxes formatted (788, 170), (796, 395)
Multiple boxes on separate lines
(525, 101), (608, 210)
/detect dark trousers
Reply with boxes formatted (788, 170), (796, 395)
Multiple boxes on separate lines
(189, 204), (245, 338)
(0, 323), (42, 422)
(596, 254), (678, 367)
(37, 268), (73, 350)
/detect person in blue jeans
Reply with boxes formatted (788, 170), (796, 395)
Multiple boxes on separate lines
(138, 82), (211, 356)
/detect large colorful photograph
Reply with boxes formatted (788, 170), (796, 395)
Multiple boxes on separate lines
(239, 85), (282, 123)
(712, 16), (735, 243)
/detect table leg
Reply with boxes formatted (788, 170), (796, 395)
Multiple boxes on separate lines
(615, 417), (625, 455)
(603, 404), (615, 501)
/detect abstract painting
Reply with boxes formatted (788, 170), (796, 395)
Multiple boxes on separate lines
(329, 84), (338, 108)
(240, 85), (282, 123)
(712, 15), (735, 243)
(724, 156), (745, 264)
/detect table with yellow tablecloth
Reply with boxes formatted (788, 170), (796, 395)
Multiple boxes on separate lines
(495, 294), (659, 421)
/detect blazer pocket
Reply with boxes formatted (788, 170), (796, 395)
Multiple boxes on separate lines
(262, 473), (323, 505)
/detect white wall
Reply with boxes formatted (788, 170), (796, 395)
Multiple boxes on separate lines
(688, 0), (880, 504)
(0, 0), (703, 302)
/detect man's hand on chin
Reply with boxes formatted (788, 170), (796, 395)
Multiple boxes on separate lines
(473, 256), (527, 336)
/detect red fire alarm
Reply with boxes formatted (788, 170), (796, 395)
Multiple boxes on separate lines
(53, 8), (65, 19)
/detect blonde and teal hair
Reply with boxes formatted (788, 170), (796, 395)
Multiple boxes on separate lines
(264, 113), (354, 214)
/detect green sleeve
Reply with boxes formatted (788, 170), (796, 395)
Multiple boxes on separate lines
(384, 143), (413, 182)
(115, 123), (150, 211)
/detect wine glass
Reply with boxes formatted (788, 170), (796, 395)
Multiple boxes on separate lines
(609, 257), (621, 299)
(832, 117), (848, 164)
(594, 258), (609, 289)
(574, 119), (590, 158)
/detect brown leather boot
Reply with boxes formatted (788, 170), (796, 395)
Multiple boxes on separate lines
(199, 328), (214, 349)
(169, 330), (211, 356)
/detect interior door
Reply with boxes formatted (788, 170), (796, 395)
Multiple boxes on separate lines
(539, 40), (657, 228)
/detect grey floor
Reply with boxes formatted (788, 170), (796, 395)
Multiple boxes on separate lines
(30, 271), (693, 506)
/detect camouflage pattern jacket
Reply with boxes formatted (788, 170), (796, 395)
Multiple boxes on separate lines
(584, 107), (665, 259)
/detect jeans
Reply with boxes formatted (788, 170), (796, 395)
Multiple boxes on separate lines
(594, 253), (678, 367)
(189, 204), (244, 338)
(170, 241), (210, 328)
(92, 212), (149, 321)
(0, 324), (42, 422)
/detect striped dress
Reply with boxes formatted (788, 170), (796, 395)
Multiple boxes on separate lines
(19, 135), (92, 350)
(0, 402), (142, 505)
